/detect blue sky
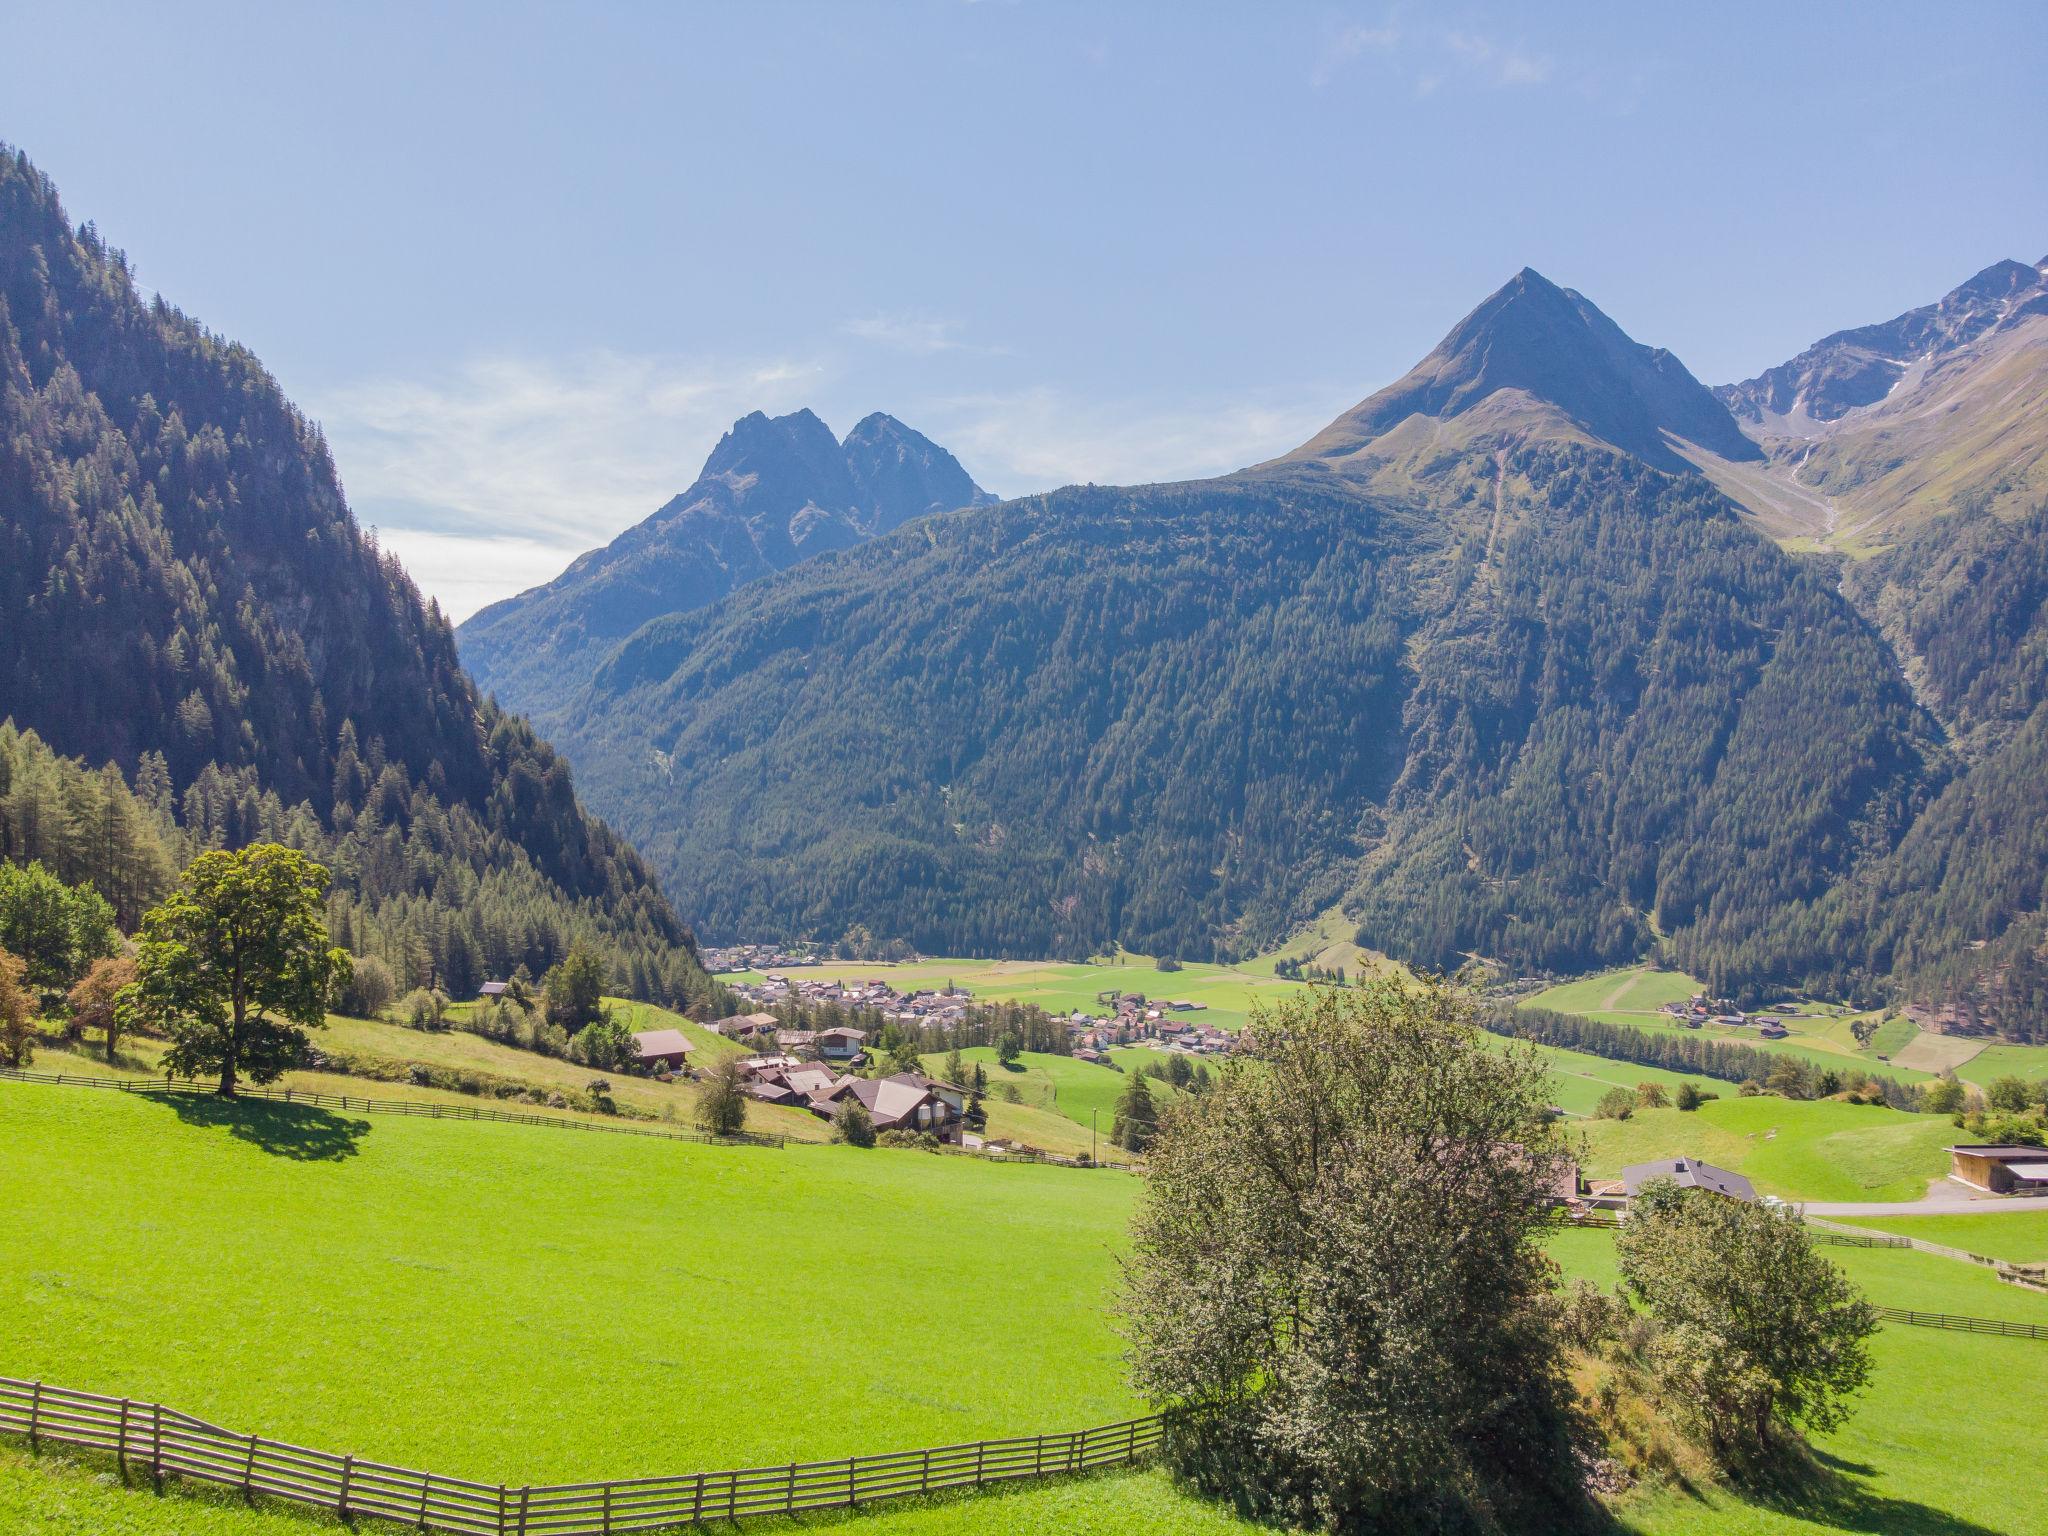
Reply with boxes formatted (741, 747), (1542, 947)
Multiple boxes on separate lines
(7, 1), (2045, 617)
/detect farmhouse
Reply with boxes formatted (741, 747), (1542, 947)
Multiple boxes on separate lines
(478, 980), (509, 999)
(1620, 1156), (1756, 1203)
(1947, 1145), (2048, 1195)
(811, 1072), (963, 1142)
(817, 1025), (867, 1064)
(630, 1028), (692, 1071)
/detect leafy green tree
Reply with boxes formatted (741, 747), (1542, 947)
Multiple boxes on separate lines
(543, 944), (609, 1032)
(1594, 1085), (1635, 1120)
(886, 1036), (923, 1076)
(1118, 978), (1577, 1530)
(334, 955), (398, 1020)
(1111, 1069), (1158, 1152)
(1986, 1075), (2031, 1113)
(0, 860), (116, 998)
(1617, 1179), (1876, 1463)
(696, 1055), (748, 1137)
(832, 1095), (876, 1147)
(996, 1031), (1022, 1067)
(1924, 1075), (1966, 1115)
(570, 1012), (638, 1071)
(1635, 1081), (1669, 1109)
(66, 955), (135, 1062)
(133, 845), (349, 1095)
(0, 948), (34, 1066)
(1674, 1080), (1703, 1112)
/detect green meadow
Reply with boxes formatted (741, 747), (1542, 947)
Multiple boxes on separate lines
(1836, 1210), (2048, 1265)
(1526, 965), (2048, 1089)
(1573, 1095), (1959, 1203)
(6, 1079), (2048, 1534)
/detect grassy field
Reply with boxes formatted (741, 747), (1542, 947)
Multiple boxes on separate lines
(927, 1046), (1186, 1137)
(1527, 965), (2048, 1090)
(1836, 1210), (2048, 1265)
(5, 1080), (2047, 1535)
(723, 955), (1307, 1033)
(0, 1079), (1147, 1480)
(21, 1000), (832, 1143)
(1573, 1095), (1959, 1203)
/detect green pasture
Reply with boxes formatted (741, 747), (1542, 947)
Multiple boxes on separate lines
(924, 1046), (1182, 1138)
(1574, 1096), (1958, 1203)
(1837, 1210), (2048, 1265)
(0, 1080), (1147, 1482)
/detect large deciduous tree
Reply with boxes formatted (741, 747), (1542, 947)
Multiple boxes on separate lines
(66, 954), (137, 1062)
(0, 860), (117, 999)
(134, 845), (349, 1095)
(1617, 1179), (1875, 1463)
(1118, 977), (1581, 1533)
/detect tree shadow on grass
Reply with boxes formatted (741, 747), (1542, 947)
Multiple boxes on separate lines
(148, 1091), (371, 1161)
(1660, 1447), (2011, 1536)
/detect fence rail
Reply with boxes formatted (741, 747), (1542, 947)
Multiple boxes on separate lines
(1869, 1306), (2048, 1341)
(0, 1378), (1165, 1533)
(0, 1067), (784, 1149)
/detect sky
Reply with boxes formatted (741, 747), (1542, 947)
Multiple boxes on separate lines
(6, 2), (2046, 619)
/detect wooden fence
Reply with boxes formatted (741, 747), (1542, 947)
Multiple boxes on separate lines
(1869, 1306), (2048, 1341)
(0, 1067), (784, 1149)
(0, 1378), (1166, 1534)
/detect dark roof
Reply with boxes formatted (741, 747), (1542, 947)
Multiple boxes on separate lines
(631, 1028), (692, 1058)
(1948, 1145), (2048, 1159)
(1621, 1156), (1756, 1202)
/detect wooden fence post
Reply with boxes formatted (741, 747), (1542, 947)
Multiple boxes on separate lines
(786, 1459), (796, 1512)
(25, 1382), (38, 1449)
(1034, 1433), (1044, 1477)
(516, 1483), (530, 1534)
(846, 1455), (856, 1507)
(114, 1398), (130, 1482)
(243, 1434), (259, 1501)
(920, 1447), (930, 1494)
(975, 1441), (985, 1487)
(601, 1481), (612, 1534)
(338, 1453), (353, 1520)
(413, 1471), (429, 1528)
(150, 1400), (163, 1490)
(691, 1471), (704, 1525)
(496, 1482), (507, 1535)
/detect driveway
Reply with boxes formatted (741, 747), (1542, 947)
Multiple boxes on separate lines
(1801, 1178), (2048, 1217)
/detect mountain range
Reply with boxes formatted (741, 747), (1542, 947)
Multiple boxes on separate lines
(494, 257), (2048, 1038)
(7, 135), (2046, 1041)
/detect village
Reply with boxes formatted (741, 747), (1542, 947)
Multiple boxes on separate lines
(1658, 991), (1795, 1039)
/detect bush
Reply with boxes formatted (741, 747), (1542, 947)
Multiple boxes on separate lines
(334, 955), (398, 1019)
(398, 987), (449, 1031)
(878, 1129), (941, 1151)
(1674, 1081), (1703, 1112)
(1595, 1086), (1635, 1120)
(832, 1097), (876, 1147)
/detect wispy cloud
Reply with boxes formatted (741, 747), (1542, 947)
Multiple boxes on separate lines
(926, 387), (1340, 492)
(1313, 21), (1401, 88)
(1316, 16), (1554, 94)
(310, 351), (825, 620)
(841, 310), (1010, 358)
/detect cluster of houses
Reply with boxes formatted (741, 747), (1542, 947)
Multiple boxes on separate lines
(1067, 994), (1235, 1060)
(1658, 994), (1793, 1039)
(700, 943), (829, 974)
(717, 972), (1241, 1061)
(736, 1055), (965, 1141)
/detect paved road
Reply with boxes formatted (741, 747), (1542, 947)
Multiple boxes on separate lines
(1802, 1179), (2048, 1217)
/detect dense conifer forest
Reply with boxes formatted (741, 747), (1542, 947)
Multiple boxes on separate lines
(0, 147), (719, 1011)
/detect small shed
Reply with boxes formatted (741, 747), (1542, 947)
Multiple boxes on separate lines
(1948, 1145), (2048, 1195)
(478, 981), (509, 999)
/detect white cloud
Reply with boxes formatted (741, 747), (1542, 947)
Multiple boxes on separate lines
(841, 312), (965, 355)
(1313, 20), (1401, 87)
(310, 351), (825, 620)
(1443, 30), (1552, 88)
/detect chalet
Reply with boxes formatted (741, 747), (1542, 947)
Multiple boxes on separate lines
(630, 1028), (692, 1071)
(811, 1072), (962, 1142)
(1947, 1145), (2048, 1195)
(1756, 1019), (1789, 1039)
(817, 1026), (867, 1064)
(729, 1012), (780, 1038)
(1620, 1157), (1756, 1203)
(478, 981), (509, 999)
(776, 1029), (818, 1055)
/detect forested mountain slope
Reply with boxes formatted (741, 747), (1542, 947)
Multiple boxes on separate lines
(458, 406), (990, 724)
(537, 272), (1950, 978)
(0, 146), (719, 1009)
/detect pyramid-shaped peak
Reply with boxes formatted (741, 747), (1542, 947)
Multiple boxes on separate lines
(1281, 269), (1758, 473)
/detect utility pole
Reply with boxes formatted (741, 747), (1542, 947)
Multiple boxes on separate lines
(1091, 1107), (1098, 1166)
